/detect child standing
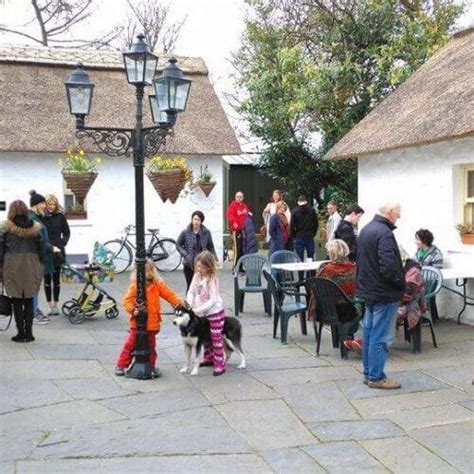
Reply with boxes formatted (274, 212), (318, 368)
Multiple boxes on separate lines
(186, 251), (226, 376)
(115, 260), (182, 377)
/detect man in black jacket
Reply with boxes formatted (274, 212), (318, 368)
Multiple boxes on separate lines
(356, 203), (405, 390)
(290, 195), (318, 263)
(334, 204), (364, 261)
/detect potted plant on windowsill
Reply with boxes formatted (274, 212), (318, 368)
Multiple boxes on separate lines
(455, 223), (474, 245)
(194, 164), (216, 197)
(60, 147), (100, 208)
(146, 156), (192, 203)
(65, 203), (87, 220)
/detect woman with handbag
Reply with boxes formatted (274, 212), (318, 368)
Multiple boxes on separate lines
(42, 194), (70, 316)
(262, 190), (290, 243)
(0, 200), (45, 342)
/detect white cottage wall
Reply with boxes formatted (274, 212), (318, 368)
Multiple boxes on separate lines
(357, 136), (474, 324)
(0, 152), (225, 262)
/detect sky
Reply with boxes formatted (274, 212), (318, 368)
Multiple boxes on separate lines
(0, 0), (473, 150)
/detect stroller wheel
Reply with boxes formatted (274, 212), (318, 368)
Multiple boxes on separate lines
(69, 307), (85, 325)
(62, 300), (77, 316)
(106, 307), (119, 319)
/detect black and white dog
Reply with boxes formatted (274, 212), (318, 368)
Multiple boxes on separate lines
(173, 306), (246, 376)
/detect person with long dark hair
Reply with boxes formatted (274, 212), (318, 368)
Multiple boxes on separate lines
(176, 211), (217, 291)
(0, 200), (45, 342)
(42, 194), (70, 316)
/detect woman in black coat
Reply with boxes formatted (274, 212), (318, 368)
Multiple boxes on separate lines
(42, 194), (70, 315)
(176, 211), (217, 290)
(0, 200), (45, 342)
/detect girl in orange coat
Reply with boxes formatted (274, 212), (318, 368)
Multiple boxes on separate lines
(115, 260), (182, 377)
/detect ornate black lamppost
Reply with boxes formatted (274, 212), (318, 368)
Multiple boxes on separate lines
(64, 34), (191, 380)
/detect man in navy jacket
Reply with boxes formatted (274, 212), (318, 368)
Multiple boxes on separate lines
(356, 203), (405, 390)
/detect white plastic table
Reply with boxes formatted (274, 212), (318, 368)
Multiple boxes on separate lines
(271, 260), (329, 272)
(440, 268), (474, 324)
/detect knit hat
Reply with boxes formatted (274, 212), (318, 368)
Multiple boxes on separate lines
(29, 190), (46, 207)
(191, 210), (205, 223)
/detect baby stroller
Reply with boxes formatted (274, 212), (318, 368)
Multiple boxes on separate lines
(61, 243), (119, 325)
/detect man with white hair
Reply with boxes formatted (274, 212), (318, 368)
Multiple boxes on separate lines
(356, 202), (405, 390)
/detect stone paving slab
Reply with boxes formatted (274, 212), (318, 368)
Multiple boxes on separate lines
(189, 372), (278, 404)
(409, 420), (474, 473)
(53, 377), (136, 401)
(262, 447), (326, 473)
(0, 377), (72, 412)
(302, 441), (387, 472)
(29, 327), (99, 344)
(0, 341), (33, 361)
(362, 436), (458, 473)
(31, 407), (250, 459)
(422, 365), (474, 393)
(0, 429), (46, 462)
(308, 419), (403, 441)
(336, 371), (447, 400)
(16, 454), (272, 474)
(0, 360), (106, 379)
(216, 399), (316, 450)
(353, 388), (471, 416)
(28, 343), (119, 362)
(275, 381), (360, 423)
(100, 388), (210, 418)
(386, 404), (474, 430)
(0, 462), (14, 474)
(0, 399), (126, 433)
(252, 366), (360, 387)
(461, 399), (474, 411)
(110, 365), (195, 393)
(247, 355), (329, 371)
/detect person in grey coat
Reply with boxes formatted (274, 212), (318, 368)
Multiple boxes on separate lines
(176, 211), (217, 290)
(0, 200), (45, 342)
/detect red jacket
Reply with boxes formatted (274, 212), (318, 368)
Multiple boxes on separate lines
(226, 200), (250, 231)
(124, 279), (182, 332)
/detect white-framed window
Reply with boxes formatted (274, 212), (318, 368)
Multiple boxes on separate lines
(462, 166), (474, 226)
(63, 179), (87, 219)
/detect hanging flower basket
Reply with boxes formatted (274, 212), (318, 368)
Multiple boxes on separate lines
(147, 169), (187, 203)
(197, 181), (216, 197)
(194, 165), (216, 197)
(60, 147), (100, 206)
(62, 171), (98, 205)
(145, 156), (192, 204)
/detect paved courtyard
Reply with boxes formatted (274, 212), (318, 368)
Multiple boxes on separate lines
(1, 264), (473, 473)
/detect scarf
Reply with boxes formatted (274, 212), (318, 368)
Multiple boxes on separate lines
(278, 213), (289, 244)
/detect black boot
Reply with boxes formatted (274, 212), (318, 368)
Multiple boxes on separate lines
(12, 305), (25, 342)
(24, 305), (35, 343)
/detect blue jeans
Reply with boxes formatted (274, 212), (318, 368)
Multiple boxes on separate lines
(294, 236), (315, 262)
(362, 302), (398, 382)
(33, 294), (39, 311)
(295, 236), (315, 280)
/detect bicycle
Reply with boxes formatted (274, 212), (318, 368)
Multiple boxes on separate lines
(103, 225), (182, 274)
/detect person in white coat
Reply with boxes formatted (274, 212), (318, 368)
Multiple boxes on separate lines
(326, 201), (342, 241)
(262, 190), (290, 243)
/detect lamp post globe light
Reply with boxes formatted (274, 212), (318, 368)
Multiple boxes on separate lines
(65, 35), (191, 380)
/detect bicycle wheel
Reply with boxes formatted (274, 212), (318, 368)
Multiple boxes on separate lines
(103, 240), (133, 274)
(150, 239), (182, 272)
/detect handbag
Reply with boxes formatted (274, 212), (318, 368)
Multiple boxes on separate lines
(259, 225), (267, 238)
(0, 284), (12, 317)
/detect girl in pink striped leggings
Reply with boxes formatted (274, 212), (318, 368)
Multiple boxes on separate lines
(186, 251), (226, 376)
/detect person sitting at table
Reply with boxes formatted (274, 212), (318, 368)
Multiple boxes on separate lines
(269, 201), (292, 256)
(413, 228), (443, 320)
(317, 239), (361, 353)
(413, 229), (443, 268)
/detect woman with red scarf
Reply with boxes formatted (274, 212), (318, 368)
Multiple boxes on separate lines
(269, 201), (291, 256)
(226, 191), (251, 267)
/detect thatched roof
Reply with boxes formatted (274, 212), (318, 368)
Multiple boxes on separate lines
(325, 27), (474, 160)
(0, 45), (241, 156)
